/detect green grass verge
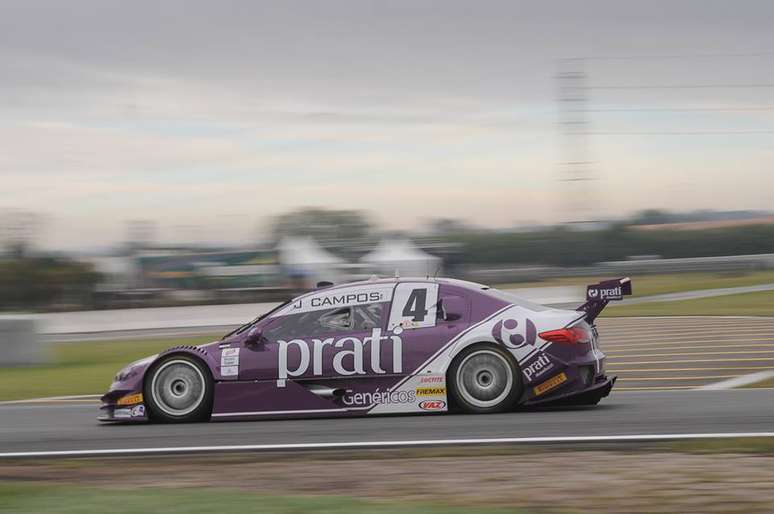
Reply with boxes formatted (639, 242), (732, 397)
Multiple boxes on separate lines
(496, 270), (774, 297)
(0, 336), (215, 401)
(0, 484), (532, 514)
(603, 290), (774, 317)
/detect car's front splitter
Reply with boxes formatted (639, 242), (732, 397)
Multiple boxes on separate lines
(98, 391), (149, 423)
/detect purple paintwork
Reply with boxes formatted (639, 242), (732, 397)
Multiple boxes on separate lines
(99, 277), (623, 423)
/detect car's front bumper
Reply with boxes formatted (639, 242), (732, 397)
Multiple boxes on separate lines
(98, 390), (149, 423)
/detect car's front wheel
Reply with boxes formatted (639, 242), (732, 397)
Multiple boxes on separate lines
(448, 344), (521, 414)
(145, 355), (213, 423)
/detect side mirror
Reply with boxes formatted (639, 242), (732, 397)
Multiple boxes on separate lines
(245, 327), (264, 345)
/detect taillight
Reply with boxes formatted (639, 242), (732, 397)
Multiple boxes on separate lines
(539, 326), (591, 344)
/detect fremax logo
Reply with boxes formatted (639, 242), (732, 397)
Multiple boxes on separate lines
(491, 318), (536, 349)
(278, 327), (403, 380)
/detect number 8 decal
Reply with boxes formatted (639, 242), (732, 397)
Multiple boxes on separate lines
(388, 283), (439, 330)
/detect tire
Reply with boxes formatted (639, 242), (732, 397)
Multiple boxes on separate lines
(448, 343), (522, 414)
(144, 355), (213, 423)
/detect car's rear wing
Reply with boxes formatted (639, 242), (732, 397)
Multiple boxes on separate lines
(576, 277), (632, 323)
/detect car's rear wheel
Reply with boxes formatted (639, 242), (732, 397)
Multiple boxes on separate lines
(448, 344), (521, 414)
(145, 355), (213, 423)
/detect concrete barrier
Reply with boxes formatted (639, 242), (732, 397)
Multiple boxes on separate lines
(0, 316), (49, 366)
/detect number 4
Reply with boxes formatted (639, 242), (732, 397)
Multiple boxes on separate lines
(402, 288), (428, 322)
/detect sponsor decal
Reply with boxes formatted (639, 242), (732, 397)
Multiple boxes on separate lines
(343, 388), (416, 407)
(117, 392), (143, 406)
(291, 291), (388, 312)
(533, 372), (568, 396)
(491, 318), (537, 349)
(416, 387), (446, 396)
(131, 404), (145, 417)
(221, 365), (239, 376)
(398, 318), (422, 329)
(419, 400), (446, 411)
(221, 347), (240, 376)
(420, 375), (445, 384)
(310, 292), (383, 308)
(278, 327), (403, 380)
(587, 286), (623, 301)
(387, 283), (439, 331)
(522, 354), (554, 382)
(113, 408), (132, 419)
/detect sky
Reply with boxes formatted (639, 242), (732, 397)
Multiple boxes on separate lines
(1, 0), (774, 250)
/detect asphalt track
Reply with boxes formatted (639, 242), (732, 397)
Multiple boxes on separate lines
(1, 389), (773, 456)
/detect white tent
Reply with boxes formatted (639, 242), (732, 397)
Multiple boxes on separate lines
(360, 239), (442, 278)
(277, 236), (346, 285)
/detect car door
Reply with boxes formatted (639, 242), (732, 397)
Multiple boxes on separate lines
(238, 284), (394, 383)
(385, 282), (471, 376)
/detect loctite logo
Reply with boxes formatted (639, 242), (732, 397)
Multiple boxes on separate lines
(419, 400), (446, 411)
(278, 327), (403, 380)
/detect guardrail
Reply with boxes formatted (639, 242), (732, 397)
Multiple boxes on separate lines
(465, 253), (774, 283)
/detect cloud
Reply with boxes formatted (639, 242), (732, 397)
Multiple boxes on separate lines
(2, 0), (774, 249)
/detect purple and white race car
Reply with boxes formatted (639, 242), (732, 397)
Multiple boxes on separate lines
(100, 276), (631, 423)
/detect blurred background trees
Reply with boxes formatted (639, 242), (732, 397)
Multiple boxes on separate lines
(0, 210), (100, 311)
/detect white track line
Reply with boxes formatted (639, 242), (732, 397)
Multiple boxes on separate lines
(697, 370), (774, 390)
(3, 433), (774, 459)
(0, 395), (102, 405)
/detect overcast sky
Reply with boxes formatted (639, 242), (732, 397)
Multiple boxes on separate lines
(2, 1), (774, 250)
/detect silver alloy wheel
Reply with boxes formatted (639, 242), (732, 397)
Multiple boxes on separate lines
(455, 349), (514, 409)
(150, 359), (206, 417)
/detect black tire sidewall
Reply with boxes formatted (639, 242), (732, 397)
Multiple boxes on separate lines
(144, 354), (214, 423)
(448, 343), (522, 414)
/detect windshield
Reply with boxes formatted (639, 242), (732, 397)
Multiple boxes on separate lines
(221, 300), (292, 340)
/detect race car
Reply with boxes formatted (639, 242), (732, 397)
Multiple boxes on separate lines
(99, 276), (631, 423)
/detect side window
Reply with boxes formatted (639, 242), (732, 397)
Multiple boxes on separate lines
(265, 307), (353, 340)
(352, 303), (385, 331)
(436, 295), (469, 323)
(388, 283), (440, 330)
(319, 308), (352, 331)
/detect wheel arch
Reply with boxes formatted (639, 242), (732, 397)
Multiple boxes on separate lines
(443, 340), (523, 382)
(143, 349), (215, 422)
(144, 347), (217, 385)
(434, 336), (521, 377)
